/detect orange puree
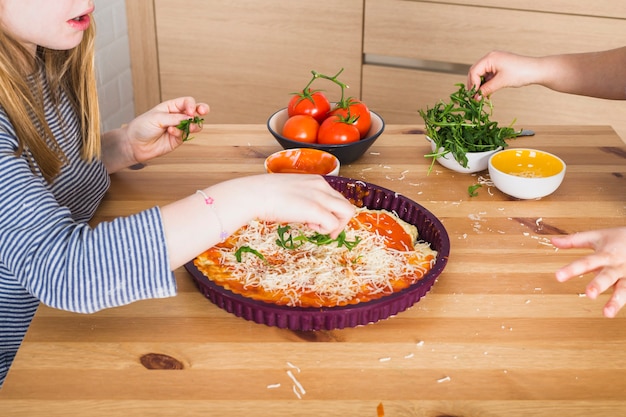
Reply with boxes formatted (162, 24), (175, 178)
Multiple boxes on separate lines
(266, 149), (338, 175)
(349, 211), (415, 251)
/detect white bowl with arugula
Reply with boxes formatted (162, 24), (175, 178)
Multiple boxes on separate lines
(426, 136), (501, 173)
(419, 83), (520, 174)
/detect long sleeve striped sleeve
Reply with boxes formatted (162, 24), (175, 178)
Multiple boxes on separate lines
(0, 82), (176, 387)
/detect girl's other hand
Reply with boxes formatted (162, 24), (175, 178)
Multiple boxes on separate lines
(125, 97), (209, 163)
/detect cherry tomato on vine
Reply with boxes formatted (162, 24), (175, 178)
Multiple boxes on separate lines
(331, 98), (372, 138)
(287, 89), (331, 123)
(282, 114), (320, 143)
(317, 115), (360, 145)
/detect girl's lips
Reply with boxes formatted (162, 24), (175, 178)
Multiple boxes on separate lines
(67, 13), (91, 31)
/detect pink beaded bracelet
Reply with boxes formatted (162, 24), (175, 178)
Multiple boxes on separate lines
(196, 190), (229, 242)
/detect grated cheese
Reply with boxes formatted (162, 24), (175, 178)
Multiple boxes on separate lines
(287, 370), (306, 396)
(437, 376), (451, 383)
(196, 208), (437, 307)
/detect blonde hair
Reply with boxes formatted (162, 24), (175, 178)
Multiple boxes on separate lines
(0, 19), (100, 183)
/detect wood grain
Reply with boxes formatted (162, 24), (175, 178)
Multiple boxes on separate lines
(364, 1), (626, 63)
(429, 0), (626, 18)
(0, 125), (624, 416)
(125, 0), (160, 115)
(152, 0), (362, 124)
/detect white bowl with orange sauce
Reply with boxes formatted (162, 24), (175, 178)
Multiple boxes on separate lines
(488, 148), (566, 199)
(265, 148), (340, 176)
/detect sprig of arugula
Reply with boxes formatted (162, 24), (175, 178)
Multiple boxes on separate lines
(468, 183), (482, 197)
(276, 225), (361, 251)
(419, 83), (520, 171)
(233, 225), (361, 264)
(176, 116), (204, 142)
(234, 246), (266, 263)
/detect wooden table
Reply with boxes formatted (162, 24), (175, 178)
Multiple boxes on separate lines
(1, 125), (625, 417)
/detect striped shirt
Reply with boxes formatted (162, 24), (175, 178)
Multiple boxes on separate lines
(0, 75), (176, 387)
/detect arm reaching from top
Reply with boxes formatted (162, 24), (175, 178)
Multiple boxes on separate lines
(467, 47), (626, 100)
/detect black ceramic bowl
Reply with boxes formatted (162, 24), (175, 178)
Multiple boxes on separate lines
(267, 108), (385, 164)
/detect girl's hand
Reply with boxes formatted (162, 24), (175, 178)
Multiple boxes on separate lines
(552, 227), (626, 318)
(161, 174), (356, 269)
(212, 174), (356, 239)
(118, 97), (209, 165)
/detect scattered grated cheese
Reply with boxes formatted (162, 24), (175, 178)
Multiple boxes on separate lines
(286, 362), (300, 373)
(266, 383), (281, 389)
(437, 376), (451, 383)
(287, 370), (306, 396)
(477, 175), (494, 187)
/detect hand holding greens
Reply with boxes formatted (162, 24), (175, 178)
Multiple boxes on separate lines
(419, 83), (520, 171)
(176, 116), (204, 142)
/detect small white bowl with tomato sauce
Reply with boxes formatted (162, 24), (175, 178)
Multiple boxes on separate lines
(267, 107), (385, 165)
(488, 148), (566, 199)
(265, 148), (340, 176)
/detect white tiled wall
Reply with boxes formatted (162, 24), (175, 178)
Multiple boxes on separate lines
(94, 0), (135, 132)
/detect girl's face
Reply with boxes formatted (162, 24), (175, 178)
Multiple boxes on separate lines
(0, 0), (95, 55)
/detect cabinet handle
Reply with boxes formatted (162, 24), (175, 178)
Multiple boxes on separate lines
(364, 53), (469, 76)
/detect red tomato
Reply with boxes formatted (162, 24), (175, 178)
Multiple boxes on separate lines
(282, 115), (319, 143)
(317, 115), (360, 145)
(331, 99), (372, 138)
(287, 89), (331, 123)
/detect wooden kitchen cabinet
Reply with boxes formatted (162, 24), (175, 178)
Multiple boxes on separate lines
(126, 0), (363, 124)
(362, 0), (626, 139)
(127, 0), (626, 139)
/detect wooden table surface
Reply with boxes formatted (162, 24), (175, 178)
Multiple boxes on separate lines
(1, 125), (625, 417)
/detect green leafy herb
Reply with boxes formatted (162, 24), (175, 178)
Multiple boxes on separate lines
(276, 225), (361, 251)
(176, 116), (204, 142)
(333, 230), (361, 250)
(234, 245), (266, 263)
(419, 83), (520, 173)
(468, 183), (482, 197)
(276, 225), (303, 250)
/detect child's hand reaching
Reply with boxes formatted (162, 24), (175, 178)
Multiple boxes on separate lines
(552, 227), (626, 318)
